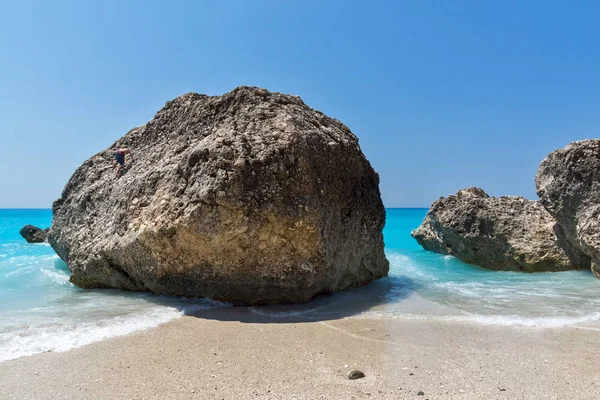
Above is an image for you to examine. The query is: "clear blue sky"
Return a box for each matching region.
[1,0,599,208]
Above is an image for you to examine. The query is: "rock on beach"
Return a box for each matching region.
[536,139,600,277]
[411,187,589,272]
[48,86,389,304]
[19,225,49,243]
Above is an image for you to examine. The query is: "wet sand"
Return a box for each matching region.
[1,308,599,399]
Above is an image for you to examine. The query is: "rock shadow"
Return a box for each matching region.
[158,274,418,324]
[50,258,416,324]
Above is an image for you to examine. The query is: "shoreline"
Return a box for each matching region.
[2,309,599,399]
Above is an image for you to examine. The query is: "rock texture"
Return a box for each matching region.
[536,139,600,277]
[19,225,49,243]
[411,188,589,272]
[48,86,389,304]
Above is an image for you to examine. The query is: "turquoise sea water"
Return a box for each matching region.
[2,208,600,362]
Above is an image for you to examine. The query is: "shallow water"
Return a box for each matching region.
[368,209,600,327]
[1,208,599,362]
[0,210,225,362]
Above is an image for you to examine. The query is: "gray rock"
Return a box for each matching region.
[411,187,589,272]
[48,86,389,304]
[348,370,365,380]
[19,225,49,243]
[536,139,600,276]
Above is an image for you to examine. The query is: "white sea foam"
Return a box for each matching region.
[362,310,600,328]
[0,307,182,362]
[453,312,600,328]
[40,267,71,285]
[0,239,229,363]
[4,265,36,277]
[0,298,227,363]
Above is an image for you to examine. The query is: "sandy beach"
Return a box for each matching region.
[1,307,599,400]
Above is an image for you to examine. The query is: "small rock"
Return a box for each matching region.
[19,225,49,243]
[417,391,425,396]
[348,370,365,380]
[409,373,414,376]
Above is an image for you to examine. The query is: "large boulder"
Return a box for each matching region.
[411,187,589,272]
[536,139,600,277]
[19,225,49,243]
[48,86,389,304]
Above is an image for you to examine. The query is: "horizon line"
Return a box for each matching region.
[0,206,430,210]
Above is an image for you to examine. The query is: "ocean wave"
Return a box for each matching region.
[0,298,228,363]
[40,267,71,286]
[361,309,600,328]
[0,307,182,362]
[454,311,600,328]
[4,265,36,278]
